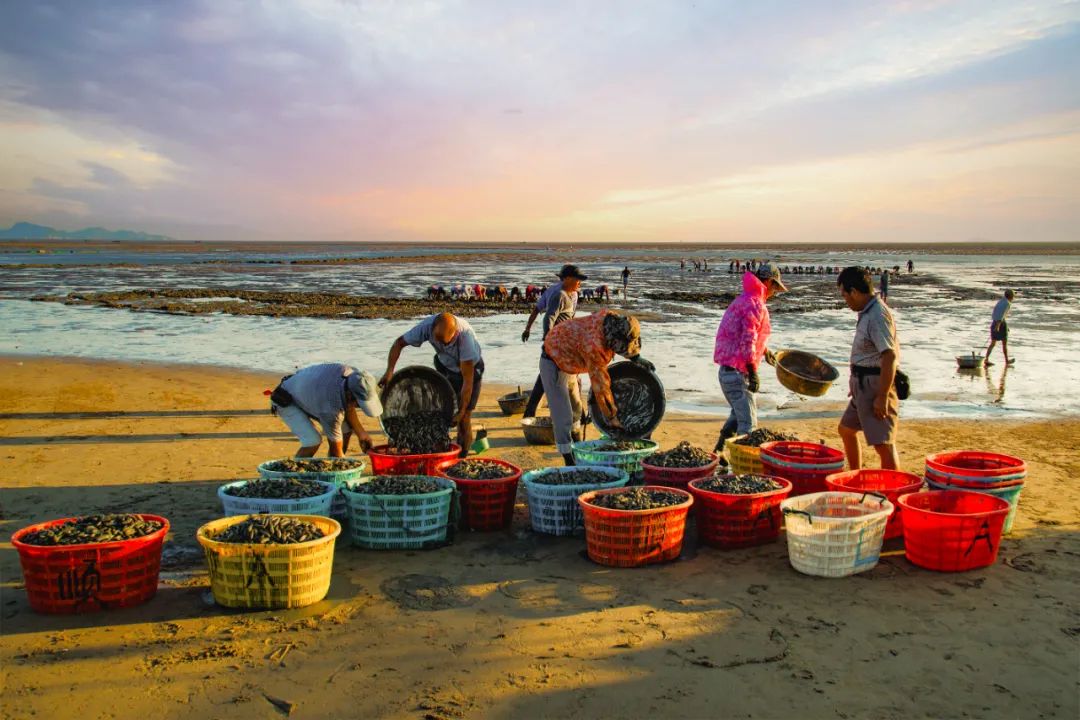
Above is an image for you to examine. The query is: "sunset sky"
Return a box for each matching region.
[1,1,1078,243]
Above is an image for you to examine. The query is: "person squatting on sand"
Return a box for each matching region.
[985,289,1016,367]
[542,309,653,466]
[520,265,586,418]
[837,266,901,470]
[711,263,787,457]
[269,363,383,457]
[381,312,483,458]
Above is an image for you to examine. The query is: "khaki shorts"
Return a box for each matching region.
[840,373,898,446]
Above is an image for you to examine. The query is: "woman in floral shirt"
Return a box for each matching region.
[542,309,653,464]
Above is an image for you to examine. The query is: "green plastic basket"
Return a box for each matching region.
[571,439,660,481]
[341,476,457,549]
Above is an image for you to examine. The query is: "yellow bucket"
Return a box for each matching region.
[196,514,340,609]
[726,436,764,475]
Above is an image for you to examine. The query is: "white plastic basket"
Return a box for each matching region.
[257,457,369,521]
[780,491,893,577]
[218,479,338,517]
[521,466,629,536]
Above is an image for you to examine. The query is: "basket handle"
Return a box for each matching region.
[782,508,813,525]
[861,492,888,506]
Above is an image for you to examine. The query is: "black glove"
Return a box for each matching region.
[521,329,530,343]
[747,365,760,393]
[630,355,656,372]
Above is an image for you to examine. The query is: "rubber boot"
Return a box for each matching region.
[561,452,576,467]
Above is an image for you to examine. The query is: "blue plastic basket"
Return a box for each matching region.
[257,457,370,521]
[571,439,659,482]
[218,479,337,517]
[926,477,1024,534]
[521,466,629,536]
[341,476,456,549]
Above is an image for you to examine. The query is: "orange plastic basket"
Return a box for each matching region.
[433,458,522,531]
[11,515,169,615]
[825,469,922,540]
[577,486,693,567]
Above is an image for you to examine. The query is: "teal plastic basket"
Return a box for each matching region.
[521,466,629,536]
[257,457,370,521]
[926,477,1024,534]
[341,476,456,549]
[218,479,337,517]
[570,439,660,481]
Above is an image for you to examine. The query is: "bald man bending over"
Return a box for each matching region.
[381,312,484,458]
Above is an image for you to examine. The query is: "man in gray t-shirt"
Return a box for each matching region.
[272,363,382,456]
[382,313,484,457]
[520,264,586,418]
[837,267,901,471]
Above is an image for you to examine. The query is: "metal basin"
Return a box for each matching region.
[775,350,839,397]
[521,416,555,446]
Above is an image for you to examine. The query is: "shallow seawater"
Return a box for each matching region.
[1,248,1078,421]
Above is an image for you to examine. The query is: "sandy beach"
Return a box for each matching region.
[0,356,1077,719]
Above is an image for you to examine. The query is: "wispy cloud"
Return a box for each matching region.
[0,0,1077,241]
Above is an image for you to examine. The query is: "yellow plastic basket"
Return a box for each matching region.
[727,436,764,475]
[196,514,341,609]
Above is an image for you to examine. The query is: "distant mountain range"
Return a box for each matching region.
[0,222,174,241]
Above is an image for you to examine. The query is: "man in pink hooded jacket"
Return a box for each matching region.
[712,263,787,455]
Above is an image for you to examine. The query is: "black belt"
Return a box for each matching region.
[721,365,742,373]
[851,365,881,377]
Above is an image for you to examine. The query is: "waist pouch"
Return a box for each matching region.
[269,375,295,409]
[851,366,910,401]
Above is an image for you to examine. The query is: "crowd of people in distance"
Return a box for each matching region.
[426,283,614,304]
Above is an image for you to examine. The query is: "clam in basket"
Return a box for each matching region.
[218,478,338,517]
[196,514,340,610]
[577,486,694,567]
[571,438,660,481]
[780,492,893,578]
[522,466,629,536]
[341,475,457,549]
[257,456,370,521]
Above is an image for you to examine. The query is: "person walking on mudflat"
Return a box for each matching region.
[837,267,900,470]
[711,263,786,457]
[621,266,631,297]
[985,290,1015,367]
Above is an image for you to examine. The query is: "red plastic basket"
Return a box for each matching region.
[577,486,693,567]
[760,441,845,496]
[433,458,522,531]
[825,469,921,540]
[687,477,792,548]
[924,451,1026,487]
[11,515,170,614]
[898,490,1009,572]
[368,444,462,475]
[640,455,719,490]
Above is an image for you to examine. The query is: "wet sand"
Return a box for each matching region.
[0,357,1077,719]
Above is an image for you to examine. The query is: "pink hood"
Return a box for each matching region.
[713,272,772,371]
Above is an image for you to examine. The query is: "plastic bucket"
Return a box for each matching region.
[780,492,893,577]
[924,451,1026,486]
[341,476,456,549]
[433,458,522,532]
[898,490,1010,572]
[218,479,338,517]
[577,486,693,567]
[521,466,629,536]
[197,514,340,609]
[925,477,1023,534]
[640,455,719,490]
[11,515,170,615]
[726,437,764,475]
[687,477,793,549]
[825,469,922,540]
[367,444,462,476]
[257,457,369,521]
[571,439,660,481]
[761,441,845,496]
